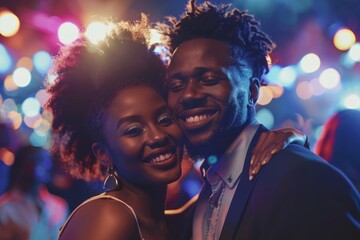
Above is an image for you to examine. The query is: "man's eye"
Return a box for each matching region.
[158,114,173,126]
[168,81,184,92]
[201,77,221,85]
[124,125,143,137]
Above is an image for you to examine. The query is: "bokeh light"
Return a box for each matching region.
[7,111,22,129]
[0,44,12,74]
[264,65,282,85]
[340,51,357,68]
[29,131,49,147]
[299,53,321,73]
[343,94,360,109]
[24,115,42,129]
[1,98,17,114]
[22,97,41,117]
[348,42,360,62]
[278,65,298,88]
[13,67,31,87]
[34,118,51,136]
[296,81,313,100]
[0,148,15,166]
[16,57,33,71]
[4,75,18,92]
[256,108,274,129]
[58,22,79,45]
[85,21,110,44]
[35,89,51,106]
[333,28,356,51]
[33,51,52,75]
[183,179,202,198]
[0,10,20,37]
[319,68,341,89]
[207,155,218,165]
[257,86,273,105]
[267,85,284,98]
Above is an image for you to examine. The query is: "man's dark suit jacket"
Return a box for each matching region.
[218,125,360,240]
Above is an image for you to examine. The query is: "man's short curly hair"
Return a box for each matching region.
[159,0,276,80]
[45,15,165,180]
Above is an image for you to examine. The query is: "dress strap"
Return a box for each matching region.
[59,193,144,239]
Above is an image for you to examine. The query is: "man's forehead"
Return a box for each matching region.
[168,38,233,70]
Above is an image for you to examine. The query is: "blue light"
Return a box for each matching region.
[29,131,48,147]
[21,97,41,117]
[264,65,282,85]
[207,155,218,165]
[278,65,298,88]
[256,108,275,129]
[183,179,202,197]
[33,51,52,75]
[0,44,12,74]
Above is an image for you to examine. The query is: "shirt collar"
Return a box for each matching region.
[202,119,260,188]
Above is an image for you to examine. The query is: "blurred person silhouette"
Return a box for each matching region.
[0,145,69,240]
[0,122,21,195]
[315,109,360,192]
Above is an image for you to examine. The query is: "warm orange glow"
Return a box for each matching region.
[257,86,273,105]
[267,85,284,98]
[333,28,356,51]
[0,147,15,166]
[16,57,33,71]
[4,75,18,92]
[7,111,22,129]
[0,10,20,37]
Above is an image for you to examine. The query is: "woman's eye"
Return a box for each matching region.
[123,125,143,137]
[158,114,173,126]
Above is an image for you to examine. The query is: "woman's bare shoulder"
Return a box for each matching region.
[59,197,141,240]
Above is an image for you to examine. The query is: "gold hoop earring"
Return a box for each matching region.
[103,165,121,192]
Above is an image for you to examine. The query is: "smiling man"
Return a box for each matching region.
[161,1,360,239]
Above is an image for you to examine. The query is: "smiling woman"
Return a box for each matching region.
[45,16,189,240]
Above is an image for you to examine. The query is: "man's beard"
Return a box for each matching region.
[184,136,215,162]
[183,124,226,162]
[183,108,248,162]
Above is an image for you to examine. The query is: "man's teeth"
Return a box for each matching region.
[150,153,173,163]
[185,114,210,123]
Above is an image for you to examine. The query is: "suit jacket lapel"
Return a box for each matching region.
[219,125,267,240]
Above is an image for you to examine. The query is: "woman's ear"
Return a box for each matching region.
[92,142,112,167]
[249,77,260,106]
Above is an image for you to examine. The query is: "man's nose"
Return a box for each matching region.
[179,80,205,106]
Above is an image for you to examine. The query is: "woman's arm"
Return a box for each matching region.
[249,128,309,180]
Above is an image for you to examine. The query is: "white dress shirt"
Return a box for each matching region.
[192,120,260,240]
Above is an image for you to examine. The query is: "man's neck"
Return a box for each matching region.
[209,119,254,158]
